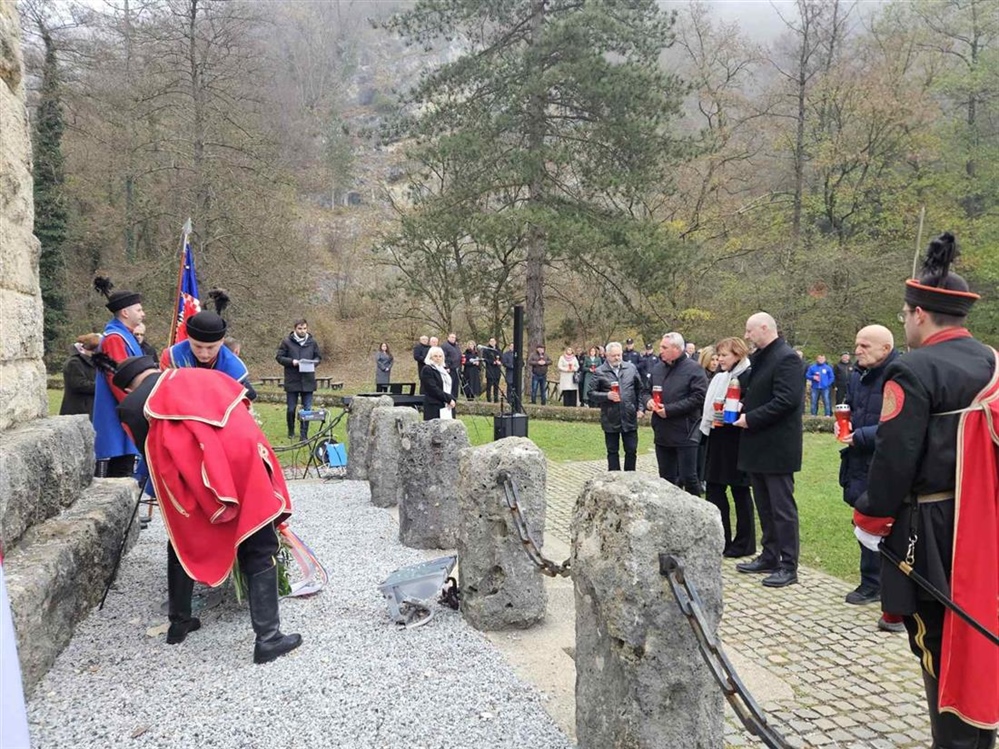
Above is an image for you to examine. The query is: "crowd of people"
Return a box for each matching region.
[56,230,997,744]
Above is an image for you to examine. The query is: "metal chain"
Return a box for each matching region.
[660,554,796,749]
[498,472,571,578]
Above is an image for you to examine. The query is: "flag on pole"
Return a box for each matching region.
[170,219,200,346]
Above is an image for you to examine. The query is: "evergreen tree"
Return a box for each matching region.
[382,0,688,348]
[33,22,68,358]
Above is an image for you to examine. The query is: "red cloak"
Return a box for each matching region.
[143,369,292,587]
[941,353,999,729]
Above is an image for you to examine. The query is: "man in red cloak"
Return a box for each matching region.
[853,232,997,747]
[112,356,302,664]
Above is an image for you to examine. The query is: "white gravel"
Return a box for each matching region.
[27,480,574,749]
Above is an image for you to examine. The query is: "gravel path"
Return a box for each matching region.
[27,480,573,749]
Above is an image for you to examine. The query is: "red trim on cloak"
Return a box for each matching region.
[938,351,999,729]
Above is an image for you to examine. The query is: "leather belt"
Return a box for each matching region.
[917,492,953,503]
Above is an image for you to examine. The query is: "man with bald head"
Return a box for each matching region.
[839,325,904,632]
[733,312,805,588]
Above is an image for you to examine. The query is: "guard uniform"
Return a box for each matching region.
[854,232,998,746]
[114,358,301,664]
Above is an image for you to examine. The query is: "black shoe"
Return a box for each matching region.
[723,547,755,559]
[167,618,202,644]
[845,585,880,605]
[762,568,798,588]
[736,556,778,574]
[247,564,303,664]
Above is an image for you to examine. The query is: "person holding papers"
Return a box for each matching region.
[276,318,323,441]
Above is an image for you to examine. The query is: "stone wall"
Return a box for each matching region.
[0,0,46,432]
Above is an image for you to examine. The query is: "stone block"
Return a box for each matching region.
[4,477,140,695]
[398,419,468,549]
[572,474,724,749]
[0,288,44,361]
[367,405,420,508]
[0,359,47,432]
[457,437,548,630]
[345,395,393,480]
[0,415,95,548]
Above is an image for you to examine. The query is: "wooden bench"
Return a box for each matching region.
[376,382,416,396]
[260,376,283,387]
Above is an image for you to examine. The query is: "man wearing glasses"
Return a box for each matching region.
[853,232,997,747]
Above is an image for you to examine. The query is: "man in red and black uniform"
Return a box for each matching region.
[854,232,997,747]
[112,356,302,665]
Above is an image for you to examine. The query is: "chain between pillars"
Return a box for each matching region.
[497,472,571,578]
[660,553,798,749]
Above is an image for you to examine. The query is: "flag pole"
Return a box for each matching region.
[168,219,193,347]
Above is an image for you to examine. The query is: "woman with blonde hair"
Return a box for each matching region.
[557,346,579,407]
[420,346,456,421]
[699,336,756,558]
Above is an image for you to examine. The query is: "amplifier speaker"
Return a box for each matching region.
[493,414,529,440]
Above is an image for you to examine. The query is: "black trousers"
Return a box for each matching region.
[905,601,998,748]
[749,472,798,570]
[485,376,500,402]
[562,390,577,407]
[705,482,756,555]
[605,430,638,471]
[168,523,279,579]
[655,444,701,496]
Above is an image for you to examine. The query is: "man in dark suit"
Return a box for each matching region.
[646,332,708,496]
[733,312,805,588]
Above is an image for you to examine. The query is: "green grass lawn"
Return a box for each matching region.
[49,391,855,581]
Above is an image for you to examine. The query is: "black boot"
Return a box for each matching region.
[286,412,296,440]
[923,670,995,748]
[247,564,302,664]
[166,552,200,644]
[300,422,309,442]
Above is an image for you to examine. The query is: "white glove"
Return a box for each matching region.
[854,526,883,553]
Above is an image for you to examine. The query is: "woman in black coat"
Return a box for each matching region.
[420,346,456,421]
[275,319,323,441]
[60,334,102,418]
[700,337,756,558]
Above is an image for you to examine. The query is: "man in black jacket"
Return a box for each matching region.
[833,352,853,405]
[413,335,430,380]
[839,325,903,633]
[589,342,645,471]
[482,337,503,403]
[733,312,804,588]
[442,333,462,398]
[646,332,707,496]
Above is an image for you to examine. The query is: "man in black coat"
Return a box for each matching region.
[638,342,657,388]
[589,342,645,471]
[622,338,642,368]
[442,332,462,398]
[500,343,519,410]
[646,332,707,496]
[833,352,853,405]
[839,325,904,632]
[733,312,804,588]
[482,337,503,403]
[413,335,430,380]
[275,319,322,441]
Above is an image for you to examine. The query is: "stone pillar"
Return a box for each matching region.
[457,437,547,630]
[0,0,47,432]
[572,474,724,749]
[345,395,393,480]
[398,419,468,549]
[367,405,419,508]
